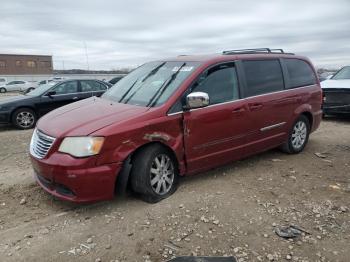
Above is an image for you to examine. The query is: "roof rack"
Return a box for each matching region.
[222,48,294,55]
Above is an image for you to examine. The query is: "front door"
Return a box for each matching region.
[38,80,80,115]
[183,62,251,174]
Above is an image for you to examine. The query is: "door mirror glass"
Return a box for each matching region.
[185,92,210,109]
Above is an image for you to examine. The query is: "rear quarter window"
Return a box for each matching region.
[284,58,317,89]
[242,59,284,97]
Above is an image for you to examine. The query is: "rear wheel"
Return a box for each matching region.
[281,115,310,154]
[130,144,179,203]
[0,87,6,93]
[12,108,37,129]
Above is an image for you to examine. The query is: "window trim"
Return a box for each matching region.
[239,58,286,99]
[167,60,242,115]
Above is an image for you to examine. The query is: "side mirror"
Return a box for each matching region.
[46,90,56,97]
[185,92,210,110]
[326,75,333,79]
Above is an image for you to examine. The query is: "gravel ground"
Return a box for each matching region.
[0,93,349,262]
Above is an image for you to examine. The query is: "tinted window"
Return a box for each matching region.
[80,80,106,92]
[243,60,284,97]
[285,59,316,88]
[192,63,239,105]
[52,81,78,95]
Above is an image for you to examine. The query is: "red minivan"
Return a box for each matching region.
[30,48,322,203]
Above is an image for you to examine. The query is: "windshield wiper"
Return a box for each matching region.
[141,62,166,83]
[124,62,167,104]
[147,63,186,107]
[118,79,138,103]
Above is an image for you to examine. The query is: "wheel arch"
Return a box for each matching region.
[300,111,313,128]
[10,106,37,119]
[114,141,180,196]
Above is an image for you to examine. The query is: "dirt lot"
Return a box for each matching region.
[0,94,349,261]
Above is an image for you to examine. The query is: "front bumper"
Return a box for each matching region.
[323,104,350,115]
[0,111,11,124]
[30,153,122,203]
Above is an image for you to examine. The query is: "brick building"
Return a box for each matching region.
[0,54,53,75]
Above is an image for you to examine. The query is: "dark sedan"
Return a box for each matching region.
[0,79,110,129]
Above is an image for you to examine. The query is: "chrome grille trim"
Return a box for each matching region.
[30,129,56,159]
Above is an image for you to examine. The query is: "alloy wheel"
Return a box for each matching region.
[16,111,35,128]
[150,154,175,195]
[291,121,307,150]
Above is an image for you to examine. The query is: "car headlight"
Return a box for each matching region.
[59,137,105,157]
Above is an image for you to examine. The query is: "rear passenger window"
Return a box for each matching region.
[81,80,106,92]
[242,60,284,97]
[192,63,239,105]
[284,59,316,88]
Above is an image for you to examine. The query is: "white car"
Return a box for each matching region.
[321,66,350,116]
[0,80,37,93]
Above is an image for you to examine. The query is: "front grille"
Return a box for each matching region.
[30,129,56,159]
[323,89,350,105]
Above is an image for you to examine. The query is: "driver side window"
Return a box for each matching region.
[192,63,239,105]
[52,81,78,95]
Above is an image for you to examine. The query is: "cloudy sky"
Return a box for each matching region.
[1,0,350,70]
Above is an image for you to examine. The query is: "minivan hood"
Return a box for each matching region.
[37,97,149,137]
[321,79,350,89]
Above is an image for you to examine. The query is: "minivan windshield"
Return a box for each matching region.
[102,61,200,107]
[332,66,350,80]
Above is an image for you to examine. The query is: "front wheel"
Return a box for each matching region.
[281,115,310,154]
[0,87,7,93]
[11,108,37,129]
[130,144,179,203]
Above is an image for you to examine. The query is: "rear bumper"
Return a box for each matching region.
[311,109,322,133]
[30,153,122,203]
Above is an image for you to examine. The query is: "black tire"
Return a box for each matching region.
[281,115,310,154]
[130,144,179,203]
[11,108,37,130]
[0,87,6,93]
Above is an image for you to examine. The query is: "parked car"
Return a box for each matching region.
[0,77,7,86]
[109,76,124,85]
[0,79,110,129]
[321,66,350,116]
[29,48,322,203]
[0,80,37,93]
[38,79,55,85]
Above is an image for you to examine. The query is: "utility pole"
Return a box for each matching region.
[84,41,90,71]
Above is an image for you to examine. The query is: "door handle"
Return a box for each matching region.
[232,107,245,114]
[249,103,263,111]
[72,96,79,100]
